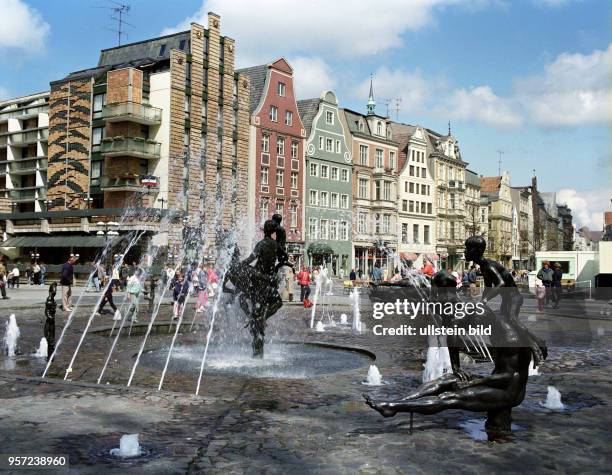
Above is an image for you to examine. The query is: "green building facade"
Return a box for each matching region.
[298,91,353,276]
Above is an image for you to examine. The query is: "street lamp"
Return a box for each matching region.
[30,252,40,262]
[10,202,17,212]
[97,221,119,266]
[83,197,93,209]
[43,199,54,211]
[157,197,167,210]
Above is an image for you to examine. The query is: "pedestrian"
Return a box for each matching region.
[0,259,9,300]
[9,264,20,289]
[60,256,77,312]
[535,278,546,313]
[284,265,294,302]
[296,266,311,304]
[40,262,47,286]
[552,262,563,309]
[372,262,383,283]
[120,262,129,291]
[172,272,189,319]
[357,268,363,280]
[94,261,105,292]
[420,259,434,278]
[349,268,356,282]
[32,262,41,286]
[195,264,209,312]
[468,265,479,298]
[126,268,143,323]
[25,263,33,286]
[164,263,175,287]
[536,261,553,305]
[96,278,119,317]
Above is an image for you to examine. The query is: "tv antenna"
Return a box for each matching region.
[94,1,134,46]
[394,97,402,121]
[383,98,392,118]
[496,150,505,176]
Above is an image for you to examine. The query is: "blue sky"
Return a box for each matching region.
[0,0,610,228]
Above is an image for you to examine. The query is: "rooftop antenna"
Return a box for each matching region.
[383,98,392,118]
[394,97,402,121]
[497,150,505,176]
[94,1,134,46]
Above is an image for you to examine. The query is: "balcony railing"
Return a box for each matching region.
[10,130,39,146]
[9,188,38,201]
[100,137,161,159]
[0,106,48,121]
[100,174,160,191]
[102,102,162,125]
[8,159,39,174]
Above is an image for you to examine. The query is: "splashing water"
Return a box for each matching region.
[363,365,382,386]
[309,273,322,329]
[3,314,20,357]
[529,358,540,376]
[110,434,141,458]
[34,338,48,358]
[340,313,348,325]
[350,287,361,332]
[422,336,452,383]
[543,386,564,410]
[315,321,325,332]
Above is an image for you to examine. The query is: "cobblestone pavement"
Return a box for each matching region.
[0,291,611,474]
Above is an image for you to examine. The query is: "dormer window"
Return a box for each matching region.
[358,120,364,132]
[376,121,382,136]
[278,82,286,97]
[159,44,166,56]
[326,111,334,124]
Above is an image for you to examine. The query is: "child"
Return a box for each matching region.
[195,264,209,312]
[126,268,143,323]
[535,278,546,313]
[172,272,189,320]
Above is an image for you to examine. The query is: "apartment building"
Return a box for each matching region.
[238,58,306,261]
[510,186,532,269]
[0,92,49,213]
[480,172,513,266]
[392,123,436,268]
[464,169,484,239]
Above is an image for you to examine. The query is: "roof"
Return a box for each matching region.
[235,64,269,114]
[98,31,190,67]
[297,98,320,137]
[480,176,502,193]
[0,235,112,248]
[390,122,418,170]
[465,169,481,188]
[606,211,612,226]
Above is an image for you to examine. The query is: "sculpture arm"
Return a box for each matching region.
[482,264,504,303]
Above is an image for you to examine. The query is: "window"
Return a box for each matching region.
[159,44,166,56]
[375,149,383,168]
[358,178,368,199]
[285,110,293,126]
[421,202,426,213]
[309,190,318,205]
[320,191,328,206]
[276,137,285,156]
[291,141,298,159]
[375,181,381,200]
[450,192,456,209]
[310,163,318,176]
[402,200,407,212]
[341,194,348,209]
[320,165,329,179]
[91,161,102,179]
[413,224,419,243]
[320,219,329,239]
[92,127,104,151]
[427,203,432,214]
[326,110,334,124]
[340,221,348,240]
[409,200,414,213]
[278,82,286,96]
[450,221,456,240]
[359,145,368,165]
[421,185,427,196]
[93,93,106,118]
[421,167,427,178]
[389,151,396,170]
[409,165,415,176]
[409,182,414,193]
[383,181,391,201]
[358,212,367,234]
[335,140,341,153]
[291,172,298,189]
[341,169,349,181]
[309,218,318,239]
[261,167,269,185]
[260,201,268,223]
[376,121,382,135]
[319,136,324,149]
[261,134,269,153]
[424,225,430,244]
[331,167,339,180]
[381,214,390,234]
[331,192,339,208]
[330,220,338,240]
[276,169,284,187]
[269,105,278,122]
[359,121,364,132]
[402,223,408,244]
[290,203,297,227]
[179,39,187,50]
[325,138,333,152]
[374,213,381,234]
[276,202,284,216]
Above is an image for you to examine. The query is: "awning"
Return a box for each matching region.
[307,242,334,256]
[400,252,418,261]
[0,235,111,248]
[426,253,440,261]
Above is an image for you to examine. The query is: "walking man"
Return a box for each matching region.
[552,262,563,309]
[537,261,553,306]
[296,266,311,303]
[60,255,77,312]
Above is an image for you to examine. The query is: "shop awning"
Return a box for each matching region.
[426,253,440,261]
[0,235,111,248]
[307,242,334,256]
[400,252,418,261]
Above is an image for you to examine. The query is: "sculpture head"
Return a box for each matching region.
[464,235,486,263]
[263,219,276,238]
[48,282,57,298]
[271,213,282,225]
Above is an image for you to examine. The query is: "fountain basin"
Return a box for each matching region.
[138,342,373,380]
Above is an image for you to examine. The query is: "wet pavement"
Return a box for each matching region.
[1,290,611,474]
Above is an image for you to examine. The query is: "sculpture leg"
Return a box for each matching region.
[485,407,513,436]
[400,373,460,401]
[44,319,55,361]
[249,307,266,359]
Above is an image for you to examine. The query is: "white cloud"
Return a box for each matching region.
[0,0,50,54]
[163,0,484,64]
[533,0,573,7]
[442,86,522,128]
[290,57,336,99]
[515,44,612,127]
[556,188,610,230]
[0,86,10,101]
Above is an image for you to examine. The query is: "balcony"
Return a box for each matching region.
[9,130,39,146]
[448,180,465,189]
[8,159,39,174]
[9,187,40,202]
[101,174,160,192]
[437,207,466,217]
[102,102,162,125]
[100,137,161,160]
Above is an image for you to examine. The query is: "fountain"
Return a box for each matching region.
[543,386,565,410]
[340,313,348,325]
[315,321,325,332]
[529,359,540,376]
[362,364,382,386]
[350,287,361,332]
[34,338,48,358]
[110,434,141,458]
[3,314,20,357]
[422,336,452,383]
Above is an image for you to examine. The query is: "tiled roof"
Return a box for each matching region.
[342,108,371,135]
[480,176,502,193]
[390,122,417,170]
[235,64,269,115]
[98,31,190,67]
[297,98,320,137]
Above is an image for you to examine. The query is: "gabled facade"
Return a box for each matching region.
[298,91,352,276]
[238,58,306,260]
[392,123,436,269]
[341,105,399,278]
[480,172,513,266]
[510,186,532,269]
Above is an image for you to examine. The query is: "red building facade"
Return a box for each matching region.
[239,58,306,261]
